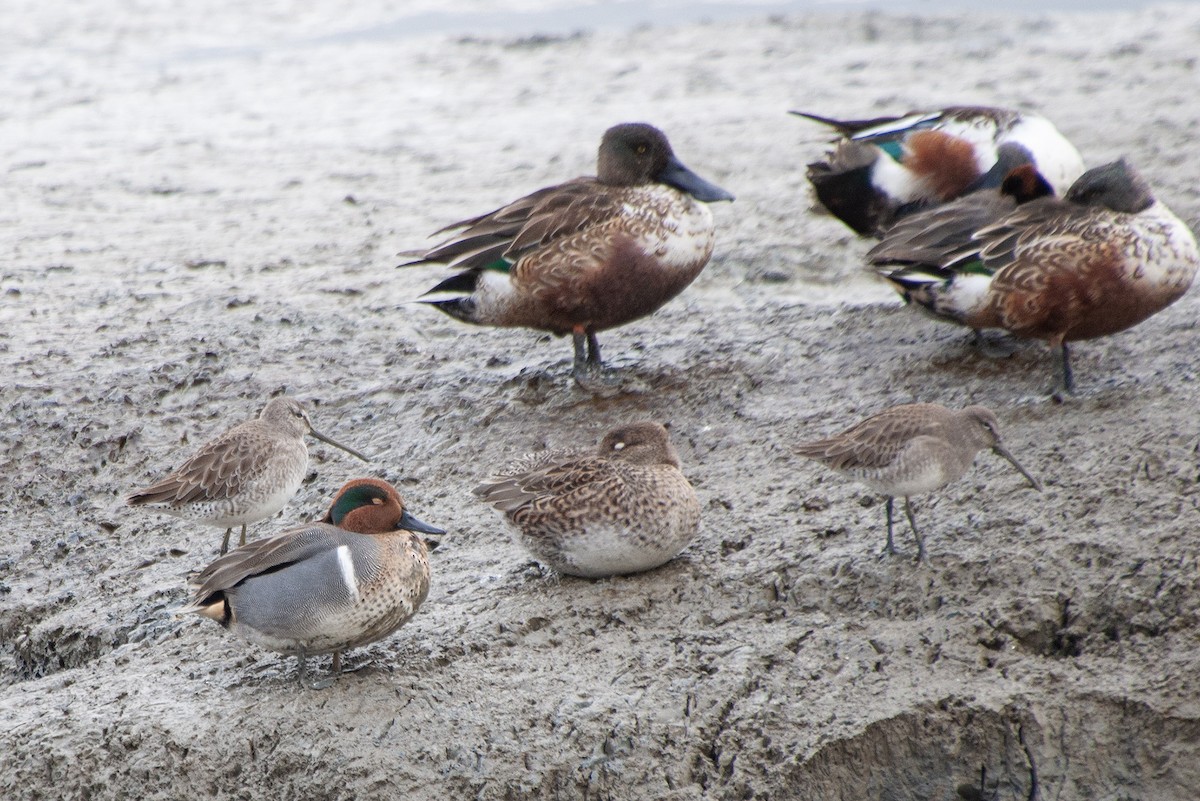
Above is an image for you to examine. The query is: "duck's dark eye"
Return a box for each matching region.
[635,144,648,155]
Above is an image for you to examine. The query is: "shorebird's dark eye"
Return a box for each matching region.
[635,144,648,155]
[613,441,626,451]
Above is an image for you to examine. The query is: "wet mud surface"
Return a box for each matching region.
[3,3,1200,799]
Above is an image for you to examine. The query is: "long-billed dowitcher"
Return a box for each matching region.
[127,397,368,554]
[406,122,734,387]
[474,421,701,578]
[870,159,1200,396]
[178,477,444,688]
[794,105,1083,236]
[794,403,1041,562]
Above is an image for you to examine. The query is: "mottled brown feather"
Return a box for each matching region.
[422,180,625,273]
[127,426,287,506]
[794,404,963,472]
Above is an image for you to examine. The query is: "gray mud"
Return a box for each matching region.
[3,4,1200,800]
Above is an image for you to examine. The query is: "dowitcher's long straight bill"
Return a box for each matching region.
[993,445,1042,491]
[660,155,735,202]
[310,428,370,462]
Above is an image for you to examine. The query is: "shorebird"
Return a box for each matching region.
[475,422,701,577]
[794,403,1041,562]
[178,478,444,688]
[406,122,734,388]
[794,105,1083,236]
[869,159,1200,396]
[127,396,368,554]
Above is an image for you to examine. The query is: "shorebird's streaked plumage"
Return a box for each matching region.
[795,105,1083,237]
[870,159,1200,396]
[178,478,444,688]
[127,397,368,554]
[475,422,701,578]
[795,404,1041,562]
[407,123,734,387]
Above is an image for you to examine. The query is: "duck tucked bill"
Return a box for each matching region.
[869,159,1200,396]
[475,421,701,578]
[795,105,1084,237]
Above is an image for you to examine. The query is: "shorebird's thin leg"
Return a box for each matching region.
[331,650,342,675]
[238,523,248,547]
[903,497,926,563]
[220,527,233,555]
[883,497,898,557]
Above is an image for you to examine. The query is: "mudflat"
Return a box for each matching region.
[3,3,1199,799]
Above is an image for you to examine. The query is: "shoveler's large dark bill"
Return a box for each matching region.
[660,155,735,202]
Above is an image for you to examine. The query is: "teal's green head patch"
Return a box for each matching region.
[329,484,387,525]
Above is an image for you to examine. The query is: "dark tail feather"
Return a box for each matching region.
[807,159,891,237]
[790,110,905,137]
[421,270,481,298]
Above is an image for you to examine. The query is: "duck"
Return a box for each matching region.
[407,122,734,387]
[795,403,1041,562]
[794,105,1084,236]
[178,478,444,688]
[126,396,369,554]
[869,159,1200,396]
[474,422,701,578]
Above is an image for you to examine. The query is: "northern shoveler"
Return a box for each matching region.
[127,397,369,554]
[794,105,1084,236]
[474,422,701,577]
[408,123,734,387]
[795,404,1040,562]
[870,159,1200,396]
[178,478,444,688]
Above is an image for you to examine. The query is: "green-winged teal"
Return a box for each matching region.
[179,477,443,687]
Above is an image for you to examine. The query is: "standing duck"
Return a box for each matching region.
[408,123,734,387]
[869,159,1200,396]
